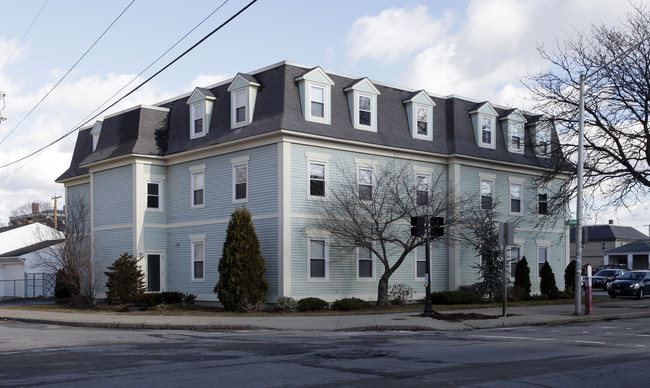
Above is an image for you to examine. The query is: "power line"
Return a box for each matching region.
[0,0,136,147]
[0,0,49,74]
[0,0,258,171]
[71,0,230,136]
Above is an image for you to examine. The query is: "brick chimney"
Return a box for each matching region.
[32,202,39,214]
[609,219,614,225]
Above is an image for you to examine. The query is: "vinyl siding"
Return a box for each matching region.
[94,165,133,228]
[94,228,133,291]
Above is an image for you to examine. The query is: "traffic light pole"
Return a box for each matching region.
[421,228,434,317]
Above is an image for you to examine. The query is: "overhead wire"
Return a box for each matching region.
[0,0,136,147]
[0,0,258,172]
[0,0,49,74]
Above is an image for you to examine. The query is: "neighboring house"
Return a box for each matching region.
[604,240,650,269]
[56,61,568,302]
[570,221,650,268]
[8,203,65,230]
[0,223,63,298]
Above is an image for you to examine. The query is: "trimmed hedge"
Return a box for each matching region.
[331,297,368,310]
[297,297,328,311]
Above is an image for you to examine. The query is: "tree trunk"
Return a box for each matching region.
[377,274,389,306]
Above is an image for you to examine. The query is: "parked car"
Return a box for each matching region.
[588,269,628,290]
[607,270,650,299]
[595,264,628,272]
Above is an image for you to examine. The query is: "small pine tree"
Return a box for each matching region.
[468,207,502,302]
[104,253,145,305]
[564,260,577,292]
[514,256,531,298]
[540,261,559,296]
[214,207,269,311]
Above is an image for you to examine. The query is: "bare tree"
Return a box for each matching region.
[9,200,53,218]
[34,194,102,305]
[525,4,650,215]
[311,160,471,306]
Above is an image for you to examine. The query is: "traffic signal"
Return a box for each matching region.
[430,217,444,237]
[411,216,425,237]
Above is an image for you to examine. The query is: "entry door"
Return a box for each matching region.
[147,254,161,292]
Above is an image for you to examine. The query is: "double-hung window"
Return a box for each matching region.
[191,102,205,137]
[358,167,374,201]
[358,94,372,127]
[511,122,524,152]
[234,89,246,124]
[417,106,428,136]
[536,126,551,157]
[309,162,326,198]
[480,179,494,210]
[190,234,206,282]
[416,174,430,207]
[357,246,374,280]
[510,246,521,277]
[404,91,435,141]
[538,192,549,215]
[538,246,548,276]
[416,246,426,279]
[147,182,161,210]
[231,156,249,203]
[190,165,205,208]
[310,85,325,119]
[345,78,380,131]
[309,238,328,280]
[510,183,522,214]
[481,115,494,145]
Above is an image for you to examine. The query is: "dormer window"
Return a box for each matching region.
[228,73,260,129]
[500,109,526,154]
[403,90,435,141]
[90,121,102,152]
[187,87,215,139]
[535,124,551,157]
[295,67,334,125]
[469,102,498,149]
[345,78,380,132]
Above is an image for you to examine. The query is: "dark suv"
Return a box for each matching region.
[589,269,629,290]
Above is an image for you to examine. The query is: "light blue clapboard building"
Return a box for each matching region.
[57,61,568,302]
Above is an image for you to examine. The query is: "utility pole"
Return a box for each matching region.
[51,194,62,229]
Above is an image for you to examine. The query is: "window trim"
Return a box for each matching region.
[536,124,551,157]
[146,181,162,212]
[309,84,326,121]
[345,78,380,132]
[537,245,549,278]
[189,165,206,209]
[231,156,249,204]
[357,166,374,201]
[480,114,495,147]
[415,245,427,280]
[508,177,524,215]
[190,101,206,139]
[415,172,431,207]
[190,234,206,282]
[538,190,549,216]
[509,121,525,153]
[480,178,495,210]
[357,245,376,281]
[308,237,329,282]
[308,161,328,200]
[231,88,248,128]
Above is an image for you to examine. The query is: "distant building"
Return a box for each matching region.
[570,220,650,267]
[604,240,650,269]
[8,202,65,231]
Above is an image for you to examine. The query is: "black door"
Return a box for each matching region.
[148,254,161,292]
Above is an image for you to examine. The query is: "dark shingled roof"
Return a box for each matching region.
[605,239,650,254]
[570,225,650,242]
[57,61,559,182]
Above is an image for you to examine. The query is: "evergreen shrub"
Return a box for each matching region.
[332,297,368,310]
[297,297,328,311]
[540,261,559,296]
[514,256,532,298]
[104,253,145,305]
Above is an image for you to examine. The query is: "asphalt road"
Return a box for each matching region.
[1,317,650,387]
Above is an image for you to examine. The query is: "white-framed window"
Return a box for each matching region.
[309,161,327,199]
[189,165,205,208]
[310,85,325,119]
[510,122,524,153]
[308,238,328,280]
[480,179,494,210]
[358,167,374,201]
[357,245,375,280]
[536,125,551,157]
[602,242,607,251]
[509,246,521,278]
[510,182,522,215]
[538,246,549,276]
[404,91,435,141]
[190,234,206,282]
[345,78,380,132]
[481,115,494,146]
[190,101,205,138]
[234,89,247,125]
[416,174,430,207]
[416,246,427,279]
[231,156,249,203]
[146,182,161,210]
[538,191,549,215]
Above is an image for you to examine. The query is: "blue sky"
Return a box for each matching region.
[0,0,647,231]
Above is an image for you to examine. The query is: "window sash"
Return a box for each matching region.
[193,242,204,280]
[309,239,327,279]
[417,106,428,135]
[416,247,426,278]
[147,182,160,209]
[510,184,522,213]
[416,174,429,206]
[235,90,246,123]
[538,247,548,274]
[538,193,548,215]
[481,116,493,144]
[511,123,524,151]
[192,103,204,135]
[310,85,325,118]
[358,246,373,278]
[309,162,326,197]
[480,180,493,210]
[234,165,247,201]
[359,95,371,126]
[358,167,373,201]
[192,172,204,206]
[510,246,521,276]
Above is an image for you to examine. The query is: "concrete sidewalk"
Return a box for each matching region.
[2,299,650,331]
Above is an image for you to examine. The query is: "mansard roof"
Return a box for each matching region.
[57,61,558,182]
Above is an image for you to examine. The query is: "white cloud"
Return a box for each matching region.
[188,74,231,90]
[347,5,455,64]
